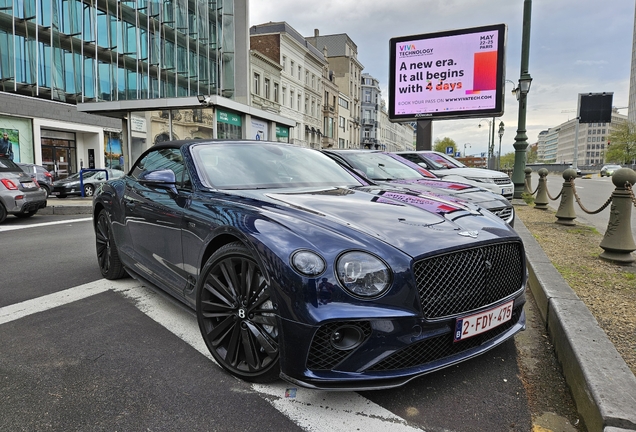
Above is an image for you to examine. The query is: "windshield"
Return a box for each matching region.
[337,152,425,181]
[192,143,363,190]
[0,158,22,172]
[424,152,466,168]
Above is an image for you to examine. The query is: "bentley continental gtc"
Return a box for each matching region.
[93,140,527,390]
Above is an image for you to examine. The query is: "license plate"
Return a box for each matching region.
[454,300,514,342]
[21,182,35,188]
[502,187,513,195]
[51,191,60,195]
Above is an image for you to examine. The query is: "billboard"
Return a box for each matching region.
[578,93,613,124]
[389,24,507,122]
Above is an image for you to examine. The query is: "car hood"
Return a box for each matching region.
[229,186,515,258]
[432,167,510,179]
[381,179,509,208]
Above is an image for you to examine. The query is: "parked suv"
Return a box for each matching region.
[396,150,515,200]
[0,157,47,223]
[17,162,54,197]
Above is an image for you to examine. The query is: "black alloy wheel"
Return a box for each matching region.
[196,242,280,383]
[95,209,127,279]
[0,203,6,224]
[84,184,95,197]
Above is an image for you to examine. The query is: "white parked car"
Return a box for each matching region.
[395,151,515,200]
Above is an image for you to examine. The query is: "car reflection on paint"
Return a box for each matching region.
[93,140,527,391]
[52,169,124,198]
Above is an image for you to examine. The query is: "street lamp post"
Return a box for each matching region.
[511,0,533,199]
[478,119,492,167]
[497,121,505,170]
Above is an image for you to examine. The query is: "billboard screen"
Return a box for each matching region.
[578,93,613,124]
[388,24,507,122]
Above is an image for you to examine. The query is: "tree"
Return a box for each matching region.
[499,151,516,170]
[606,121,636,165]
[526,145,538,164]
[433,137,457,155]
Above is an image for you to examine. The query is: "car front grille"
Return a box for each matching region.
[493,177,513,186]
[367,305,522,371]
[414,241,524,320]
[306,321,372,371]
[490,206,513,221]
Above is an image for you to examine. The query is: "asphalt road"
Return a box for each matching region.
[0,215,582,432]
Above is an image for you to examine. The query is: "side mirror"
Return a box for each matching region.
[139,169,178,195]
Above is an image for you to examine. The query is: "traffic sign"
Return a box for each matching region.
[446,146,454,155]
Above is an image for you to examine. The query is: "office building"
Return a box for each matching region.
[0,0,293,177]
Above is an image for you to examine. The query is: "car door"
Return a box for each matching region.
[124,148,189,296]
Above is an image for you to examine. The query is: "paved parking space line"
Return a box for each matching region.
[0,217,92,232]
[0,279,125,325]
[254,382,423,432]
[1,278,426,431]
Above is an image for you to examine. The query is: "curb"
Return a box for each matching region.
[514,216,636,432]
[39,206,92,215]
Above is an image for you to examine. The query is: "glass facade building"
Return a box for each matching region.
[0,0,236,104]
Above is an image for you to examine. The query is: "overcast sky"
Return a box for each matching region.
[249,0,635,158]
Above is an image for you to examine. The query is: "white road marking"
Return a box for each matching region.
[0,279,426,432]
[0,217,92,232]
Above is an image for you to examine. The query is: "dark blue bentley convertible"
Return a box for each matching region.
[93,140,526,390]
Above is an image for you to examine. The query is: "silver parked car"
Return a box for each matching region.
[600,164,622,177]
[17,162,54,197]
[51,169,125,198]
[0,157,47,223]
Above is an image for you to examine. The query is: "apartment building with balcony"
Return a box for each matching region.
[250,22,326,148]
[306,30,363,149]
[360,73,380,149]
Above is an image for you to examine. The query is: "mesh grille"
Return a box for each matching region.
[368,306,522,371]
[414,241,524,319]
[493,177,513,186]
[491,206,513,221]
[307,321,373,371]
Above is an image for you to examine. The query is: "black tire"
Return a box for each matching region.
[84,184,95,197]
[95,209,127,279]
[15,209,37,218]
[196,242,280,383]
[0,203,6,224]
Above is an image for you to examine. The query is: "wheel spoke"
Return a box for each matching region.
[219,259,241,298]
[239,325,260,369]
[206,315,236,346]
[245,321,278,356]
[199,299,234,319]
[203,279,235,307]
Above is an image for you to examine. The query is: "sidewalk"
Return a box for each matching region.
[513,199,636,432]
[39,196,636,432]
[40,197,93,215]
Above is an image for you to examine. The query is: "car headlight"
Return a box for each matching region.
[465,177,495,184]
[336,251,391,298]
[291,250,326,276]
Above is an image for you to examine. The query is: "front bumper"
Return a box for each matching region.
[277,295,526,391]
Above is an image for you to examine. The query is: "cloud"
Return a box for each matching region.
[574,60,610,66]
